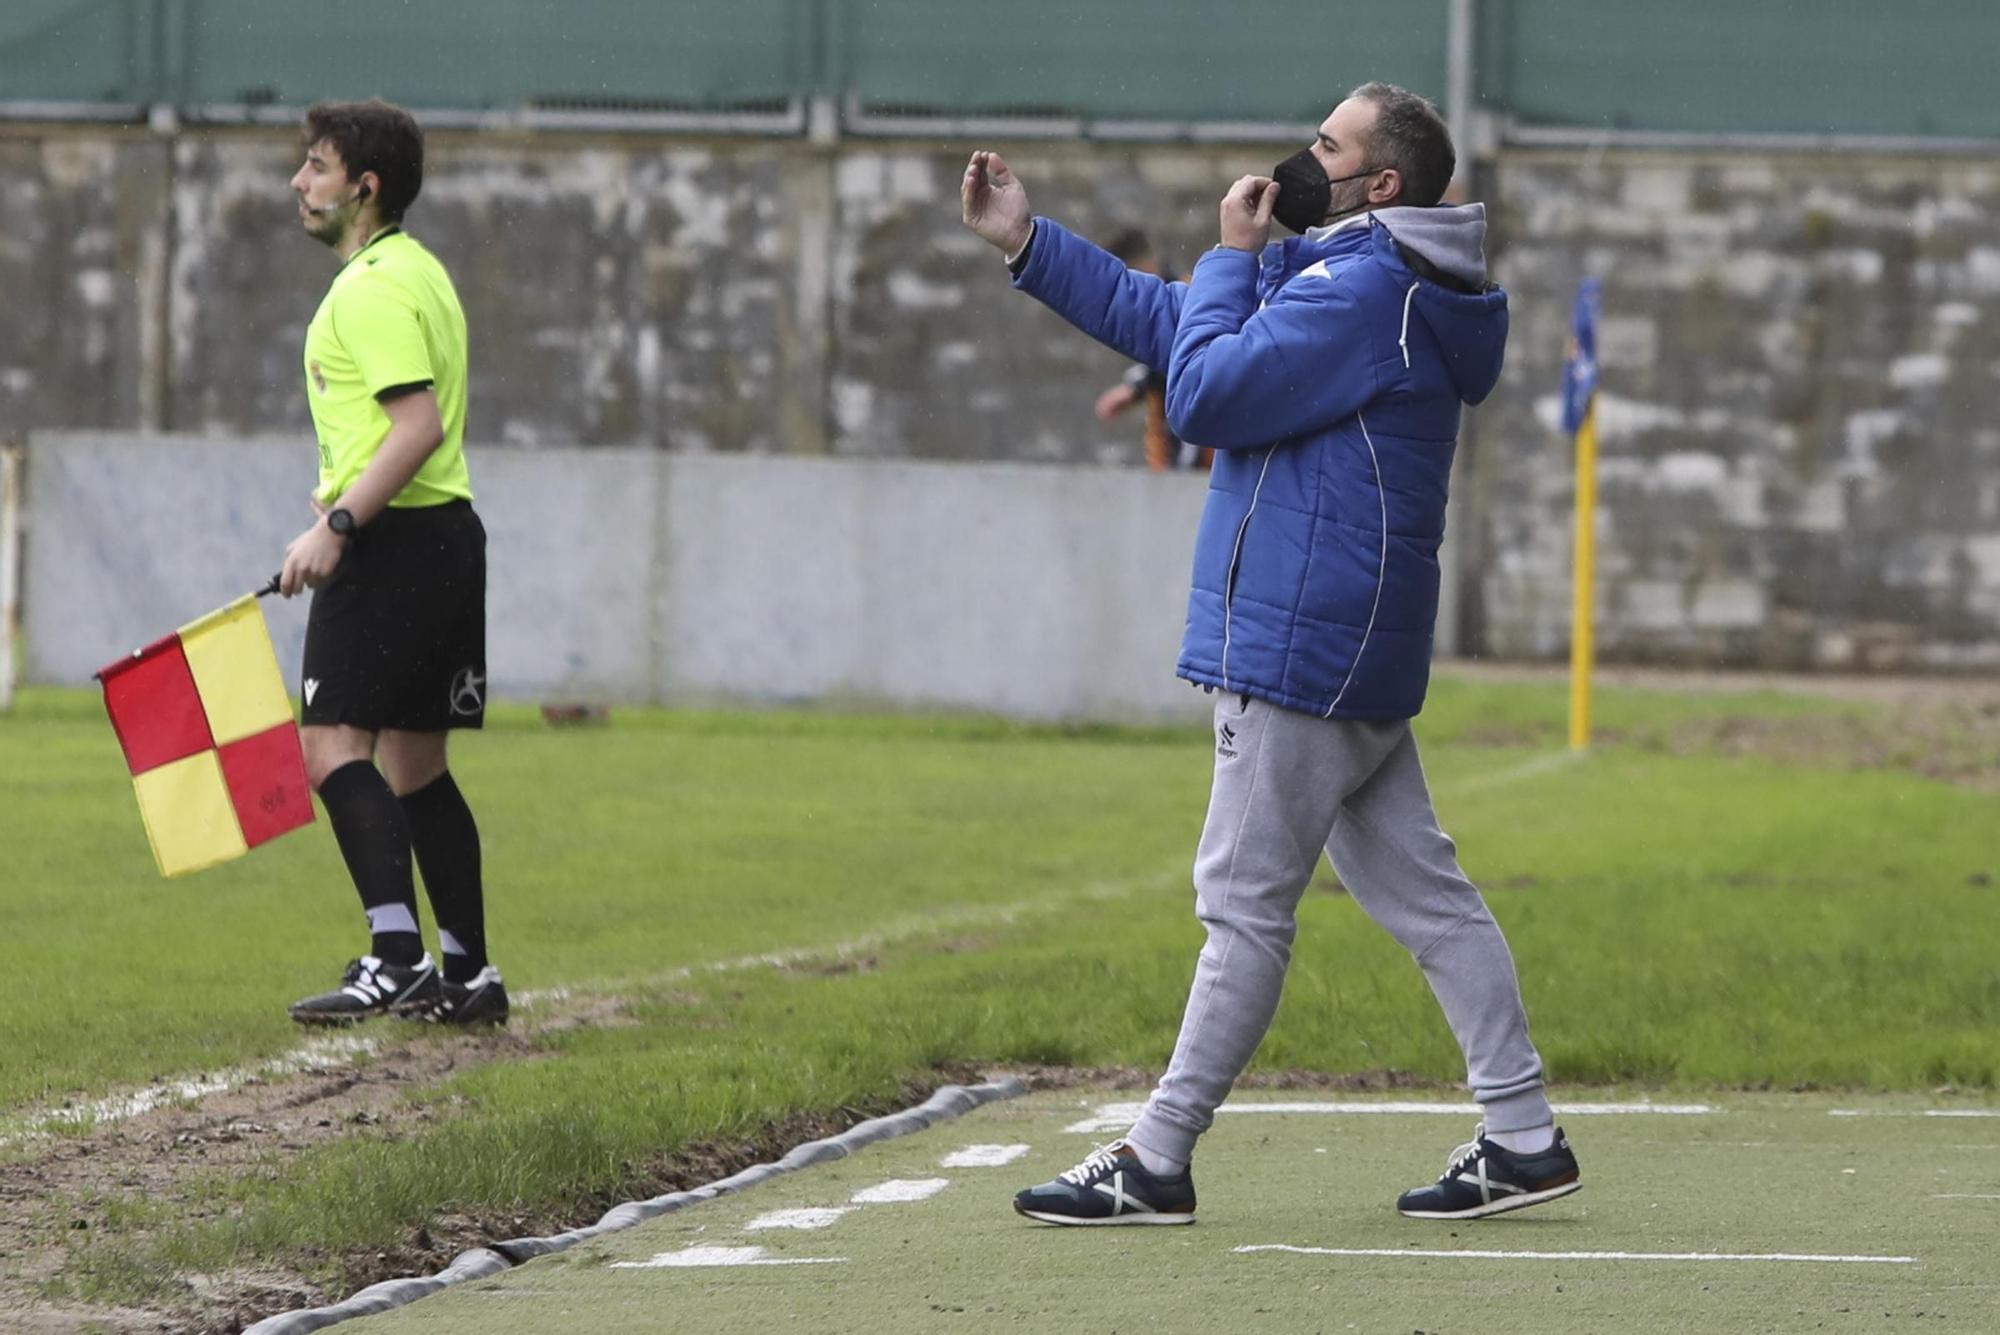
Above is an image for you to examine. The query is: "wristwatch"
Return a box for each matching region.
[326,507,358,537]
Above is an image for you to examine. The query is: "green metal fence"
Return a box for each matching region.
[0,0,1987,141]
[1482,0,1993,139]
[836,0,1445,126]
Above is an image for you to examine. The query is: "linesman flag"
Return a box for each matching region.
[97,593,313,877]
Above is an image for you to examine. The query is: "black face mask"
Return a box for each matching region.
[1270,147,1385,234]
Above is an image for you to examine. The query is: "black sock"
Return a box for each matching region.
[317,760,424,966]
[400,770,488,983]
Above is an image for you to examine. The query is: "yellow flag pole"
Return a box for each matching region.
[1568,399,1599,751]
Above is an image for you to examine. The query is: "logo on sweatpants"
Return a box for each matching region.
[1216,720,1238,759]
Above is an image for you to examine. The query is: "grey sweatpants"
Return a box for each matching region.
[1128,694,1554,1167]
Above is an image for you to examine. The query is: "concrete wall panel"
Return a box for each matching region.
[21,435,1213,722]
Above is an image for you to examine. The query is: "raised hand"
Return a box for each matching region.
[1220,175,1279,253]
[961,150,1034,256]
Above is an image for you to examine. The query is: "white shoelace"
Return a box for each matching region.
[1059,1143,1125,1186]
[1440,1121,1488,1179]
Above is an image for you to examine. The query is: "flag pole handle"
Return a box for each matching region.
[256,574,281,598]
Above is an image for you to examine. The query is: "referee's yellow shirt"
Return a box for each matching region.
[303,228,472,508]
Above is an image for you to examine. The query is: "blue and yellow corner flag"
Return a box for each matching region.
[1560,276,1601,434]
[1563,277,1603,752]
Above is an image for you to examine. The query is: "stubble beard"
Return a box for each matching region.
[1325,177,1375,225]
[306,216,344,248]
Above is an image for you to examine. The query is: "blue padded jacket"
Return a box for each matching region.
[1013,206,1507,719]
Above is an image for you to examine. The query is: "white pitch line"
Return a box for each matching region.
[1933,1194,2000,1200]
[1065,1100,1713,1134]
[745,1207,851,1231]
[1830,1109,2000,1119]
[0,1035,377,1148]
[942,1143,1031,1168]
[1237,1244,1918,1265]
[610,1245,845,1268]
[516,866,1189,1014]
[1435,749,1586,796]
[851,1178,951,1204]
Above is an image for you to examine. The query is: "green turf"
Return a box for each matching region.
[340,1090,2000,1334]
[5,677,1997,1311]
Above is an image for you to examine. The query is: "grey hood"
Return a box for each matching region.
[1368,202,1490,288]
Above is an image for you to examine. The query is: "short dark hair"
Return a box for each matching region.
[1349,82,1455,208]
[302,99,424,222]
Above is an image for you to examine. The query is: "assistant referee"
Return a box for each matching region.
[279,99,505,1028]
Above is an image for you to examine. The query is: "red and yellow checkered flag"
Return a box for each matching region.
[97,594,313,877]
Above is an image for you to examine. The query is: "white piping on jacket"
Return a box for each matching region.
[1220,449,1277,693]
[1398,281,1419,368]
[1324,410,1390,718]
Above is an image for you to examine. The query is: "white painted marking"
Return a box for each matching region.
[744,1207,850,1231]
[1933,1194,2000,1200]
[1438,749,1585,795]
[0,1036,377,1147]
[537,865,1190,1007]
[1236,1244,1918,1265]
[1926,1110,2000,1119]
[1830,1109,2000,1119]
[851,1178,951,1204]
[1064,1100,1714,1134]
[941,1144,1030,1168]
[611,1245,845,1268]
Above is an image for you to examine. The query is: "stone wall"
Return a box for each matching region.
[2,122,1995,671]
[1477,152,2000,671]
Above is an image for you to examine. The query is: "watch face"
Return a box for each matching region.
[329,509,354,535]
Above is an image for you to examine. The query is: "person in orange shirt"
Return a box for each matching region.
[1092,230,1212,473]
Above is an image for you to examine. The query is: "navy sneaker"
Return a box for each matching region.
[1013,1141,1197,1226]
[1396,1123,1582,1220]
[429,965,510,1027]
[289,954,442,1026]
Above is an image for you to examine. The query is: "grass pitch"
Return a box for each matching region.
[343,1089,2000,1334]
[2,674,1996,1325]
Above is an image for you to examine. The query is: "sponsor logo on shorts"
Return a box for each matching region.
[303,678,321,707]
[450,667,486,717]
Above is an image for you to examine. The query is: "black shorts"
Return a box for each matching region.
[301,500,487,732]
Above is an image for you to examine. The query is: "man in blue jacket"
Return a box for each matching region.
[963,84,1581,1225]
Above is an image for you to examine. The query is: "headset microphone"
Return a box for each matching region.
[305,183,371,215]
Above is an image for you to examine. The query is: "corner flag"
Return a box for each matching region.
[1561,278,1601,435]
[1564,278,1602,751]
[98,594,313,877]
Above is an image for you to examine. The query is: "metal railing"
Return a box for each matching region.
[0,0,1990,148]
